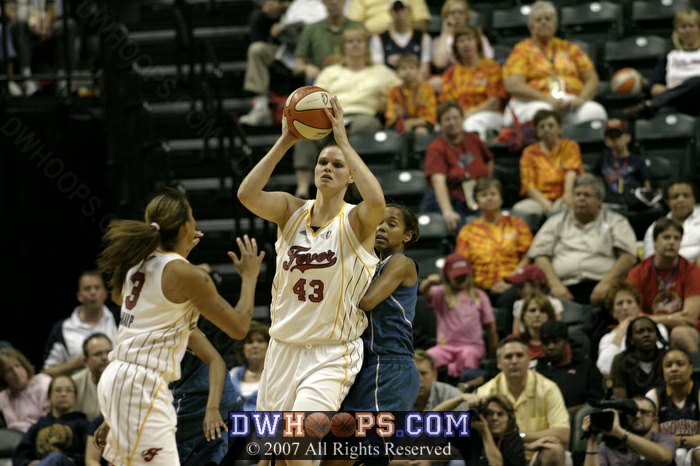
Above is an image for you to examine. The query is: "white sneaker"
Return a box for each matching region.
[7,81,22,96]
[23,80,38,96]
[239,106,274,126]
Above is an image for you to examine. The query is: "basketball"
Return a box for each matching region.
[305,412,331,439]
[330,412,356,438]
[283,85,334,140]
[610,68,644,94]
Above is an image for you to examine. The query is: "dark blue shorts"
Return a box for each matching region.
[342,356,420,412]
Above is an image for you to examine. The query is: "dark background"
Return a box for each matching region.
[1,108,114,370]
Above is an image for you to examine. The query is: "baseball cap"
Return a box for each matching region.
[539,320,569,343]
[604,118,630,136]
[389,0,410,10]
[505,264,546,285]
[443,253,472,278]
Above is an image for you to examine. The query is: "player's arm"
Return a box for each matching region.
[85,436,103,466]
[359,255,417,311]
[237,118,305,228]
[327,97,386,244]
[187,328,229,440]
[167,236,264,339]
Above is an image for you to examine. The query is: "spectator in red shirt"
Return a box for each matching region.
[627,217,700,352]
[420,100,494,232]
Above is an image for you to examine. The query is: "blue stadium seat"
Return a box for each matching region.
[560,2,624,50]
[406,247,446,280]
[631,0,696,36]
[490,5,531,47]
[634,113,700,189]
[415,212,455,254]
[602,34,671,80]
[561,119,606,172]
[348,129,406,171]
[375,168,427,213]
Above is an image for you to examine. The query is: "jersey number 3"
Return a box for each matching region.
[125,272,146,310]
[292,278,324,302]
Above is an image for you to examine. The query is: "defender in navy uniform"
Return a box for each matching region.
[342,203,422,412]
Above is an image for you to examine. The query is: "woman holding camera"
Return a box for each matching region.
[434,393,526,466]
[646,348,700,466]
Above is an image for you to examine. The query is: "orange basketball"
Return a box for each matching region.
[330,412,356,438]
[305,412,331,439]
[283,85,334,140]
[610,67,644,94]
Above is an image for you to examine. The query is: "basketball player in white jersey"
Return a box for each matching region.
[95,187,264,466]
[238,96,385,466]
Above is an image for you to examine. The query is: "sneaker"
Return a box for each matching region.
[7,81,22,96]
[22,80,38,96]
[239,106,273,126]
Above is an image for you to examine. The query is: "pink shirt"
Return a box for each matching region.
[0,373,51,432]
[426,285,495,349]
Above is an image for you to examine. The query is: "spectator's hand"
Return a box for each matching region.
[304,64,321,82]
[564,97,585,111]
[203,406,228,441]
[270,22,283,38]
[228,235,265,281]
[526,436,561,451]
[540,199,554,215]
[603,409,624,438]
[582,415,591,434]
[590,280,611,306]
[443,210,461,231]
[491,281,512,294]
[471,414,488,434]
[550,282,573,301]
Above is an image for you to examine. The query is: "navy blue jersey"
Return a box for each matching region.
[654,380,700,436]
[362,253,419,360]
[380,30,425,69]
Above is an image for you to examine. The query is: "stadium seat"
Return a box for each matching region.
[410,131,439,169]
[413,295,437,350]
[568,324,592,361]
[406,247,446,279]
[631,0,695,36]
[602,34,670,80]
[634,113,700,189]
[491,150,521,208]
[560,2,624,49]
[492,43,512,64]
[375,168,427,213]
[347,129,405,171]
[415,212,456,254]
[561,119,606,172]
[490,5,532,47]
[561,301,595,330]
[493,306,512,339]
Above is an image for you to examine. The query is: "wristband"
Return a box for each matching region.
[623,431,630,443]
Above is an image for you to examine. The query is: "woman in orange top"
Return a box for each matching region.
[439,26,507,141]
[512,109,582,220]
[502,0,606,127]
[455,177,532,303]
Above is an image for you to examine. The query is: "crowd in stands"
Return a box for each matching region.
[2,0,700,465]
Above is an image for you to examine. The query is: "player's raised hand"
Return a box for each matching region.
[325,95,348,145]
[228,235,265,280]
[185,230,205,258]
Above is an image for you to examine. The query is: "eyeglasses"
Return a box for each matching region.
[53,387,75,394]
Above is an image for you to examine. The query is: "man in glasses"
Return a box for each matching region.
[582,396,675,466]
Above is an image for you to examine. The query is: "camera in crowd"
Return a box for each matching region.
[589,398,639,433]
[468,405,485,421]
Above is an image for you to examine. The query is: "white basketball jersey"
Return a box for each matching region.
[270,201,379,343]
[110,251,199,382]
